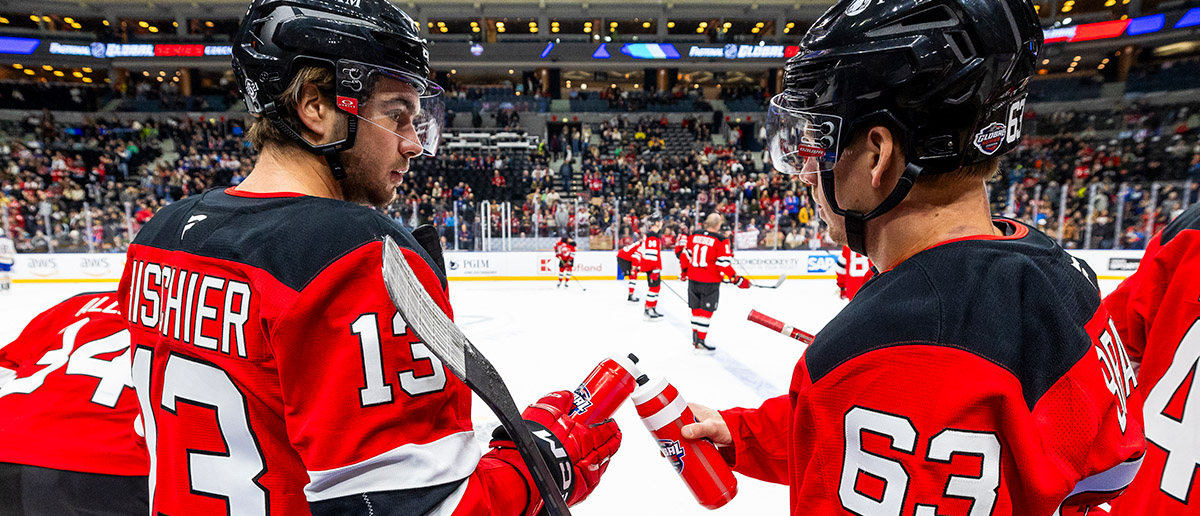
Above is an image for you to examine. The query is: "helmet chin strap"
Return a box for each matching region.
[263,101,359,181]
[819,162,924,256]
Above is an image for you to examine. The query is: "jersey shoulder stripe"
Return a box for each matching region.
[132,189,445,292]
[807,220,1101,409]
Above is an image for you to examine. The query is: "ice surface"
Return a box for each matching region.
[0,277,1124,515]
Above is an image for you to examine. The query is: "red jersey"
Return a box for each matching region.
[120,188,530,516]
[554,241,576,262]
[680,230,738,284]
[637,232,663,272]
[1105,204,1200,515]
[616,240,641,264]
[0,291,147,476]
[721,220,1145,516]
[836,246,875,300]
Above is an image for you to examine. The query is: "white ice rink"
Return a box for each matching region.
[0,276,1123,515]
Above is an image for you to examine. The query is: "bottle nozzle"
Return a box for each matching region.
[636,374,650,386]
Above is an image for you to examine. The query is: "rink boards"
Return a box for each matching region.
[8,249,1145,283]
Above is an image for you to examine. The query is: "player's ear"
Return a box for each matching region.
[865,125,901,190]
[294,81,336,143]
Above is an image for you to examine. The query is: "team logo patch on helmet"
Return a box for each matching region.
[973,122,1007,156]
[569,386,593,417]
[845,0,871,17]
[657,439,686,474]
[243,79,262,113]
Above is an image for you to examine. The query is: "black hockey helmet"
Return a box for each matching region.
[232,0,444,179]
[766,0,1042,253]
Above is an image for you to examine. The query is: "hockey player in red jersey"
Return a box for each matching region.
[0,292,148,515]
[834,246,874,300]
[681,1,1145,515]
[639,216,665,321]
[117,2,622,515]
[616,239,642,302]
[1104,203,1200,515]
[679,214,750,351]
[554,236,576,288]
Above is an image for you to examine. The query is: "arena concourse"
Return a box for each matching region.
[0,0,1198,514]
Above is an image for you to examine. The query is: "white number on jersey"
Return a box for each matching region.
[133,349,268,516]
[690,244,709,268]
[354,312,447,407]
[1143,318,1200,503]
[840,407,1001,516]
[0,318,133,408]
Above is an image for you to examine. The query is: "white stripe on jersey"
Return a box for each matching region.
[1053,455,1143,516]
[304,430,480,502]
[715,258,732,266]
[0,366,15,388]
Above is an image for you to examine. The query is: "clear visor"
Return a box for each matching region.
[766,94,842,177]
[335,59,445,157]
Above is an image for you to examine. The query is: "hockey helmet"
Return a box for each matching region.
[233,0,444,178]
[766,0,1042,253]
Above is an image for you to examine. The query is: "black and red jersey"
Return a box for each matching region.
[616,240,640,264]
[554,241,575,263]
[637,232,663,272]
[1105,204,1200,515]
[0,292,147,476]
[679,231,737,284]
[119,188,531,516]
[721,219,1145,516]
[835,246,875,301]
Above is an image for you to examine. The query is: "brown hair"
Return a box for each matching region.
[246,65,337,151]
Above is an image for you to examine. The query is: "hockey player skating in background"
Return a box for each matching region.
[0,233,14,292]
[834,245,874,300]
[616,239,641,302]
[639,217,665,321]
[554,236,576,288]
[1104,202,1200,515]
[679,214,750,351]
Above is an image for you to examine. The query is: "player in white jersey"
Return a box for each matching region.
[0,235,15,292]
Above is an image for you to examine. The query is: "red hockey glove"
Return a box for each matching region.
[489,391,622,516]
[732,276,751,289]
[679,268,688,282]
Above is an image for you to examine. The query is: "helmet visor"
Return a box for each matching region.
[335,59,445,157]
[766,94,842,177]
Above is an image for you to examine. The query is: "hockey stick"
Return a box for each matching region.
[747,309,815,344]
[660,279,689,304]
[381,236,572,516]
[751,274,787,289]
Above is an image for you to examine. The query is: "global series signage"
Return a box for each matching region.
[687,44,801,59]
[48,41,233,58]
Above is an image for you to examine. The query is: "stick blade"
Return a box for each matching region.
[381,235,468,379]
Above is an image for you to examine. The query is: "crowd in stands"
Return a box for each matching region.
[2,85,1199,254]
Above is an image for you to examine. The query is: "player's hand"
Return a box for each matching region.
[732,276,751,289]
[680,403,732,446]
[679,269,688,282]
[490,391,622,515]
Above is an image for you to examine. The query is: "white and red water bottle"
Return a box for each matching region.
[568,353,642,425]
[632,374,738,509]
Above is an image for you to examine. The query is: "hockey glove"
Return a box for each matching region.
[731,276,751,289]
[489,391,622,516]
[679,268,688,282]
